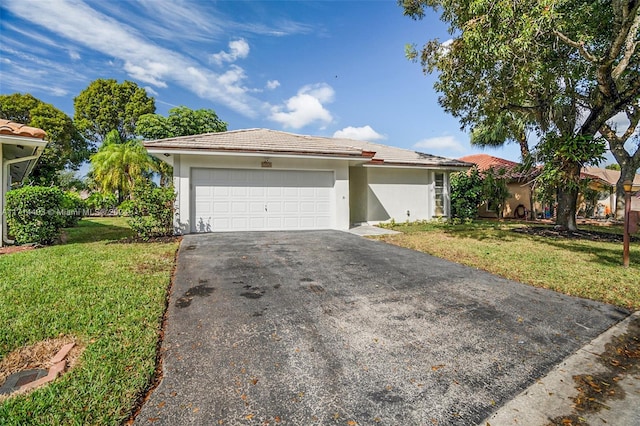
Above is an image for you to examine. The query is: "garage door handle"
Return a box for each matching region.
[265,205,267,212]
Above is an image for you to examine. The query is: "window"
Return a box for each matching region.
[434,173,444,216]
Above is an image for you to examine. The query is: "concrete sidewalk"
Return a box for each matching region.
[483,311,640,425]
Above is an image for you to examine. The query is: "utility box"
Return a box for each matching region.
[630,210,640,234]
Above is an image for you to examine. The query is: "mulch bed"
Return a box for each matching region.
[0,245,38,256]
[512,226,640,243]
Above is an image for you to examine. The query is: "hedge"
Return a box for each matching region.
[4,186,83,245]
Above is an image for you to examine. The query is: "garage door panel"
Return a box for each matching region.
[192,168,334,232]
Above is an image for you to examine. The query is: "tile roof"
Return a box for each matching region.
[0,119,47,140]
[582,166,640,187]
[458,153,520,172]
[144,128,471,168]
[339,138,471,168]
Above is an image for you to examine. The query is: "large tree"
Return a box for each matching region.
[0,93,89,185]
[136,106,228,186]
[74,79,155,144]
[402,0,640,230]
[135,106,227,140]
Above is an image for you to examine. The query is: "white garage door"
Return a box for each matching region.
[192,168,335,232]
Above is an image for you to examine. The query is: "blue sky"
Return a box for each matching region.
[1,0,530,164]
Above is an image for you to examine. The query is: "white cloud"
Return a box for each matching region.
[68,50,80,60]
[333,125,385,141]
[4,0,260,117]
[413,135,465,152]
[266,80,280,90]
[144,86,159,97]
[210,39,250,65]
[269,83,335,129]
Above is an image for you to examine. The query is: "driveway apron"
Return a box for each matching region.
[135,231,628,425]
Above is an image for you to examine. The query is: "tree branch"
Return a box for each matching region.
[612,11,640,79]
[553,30,600,63]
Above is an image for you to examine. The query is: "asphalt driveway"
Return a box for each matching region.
[135,231,628,425]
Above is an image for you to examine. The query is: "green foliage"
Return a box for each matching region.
[60,192,86,228]
[136,106,228,140]
[482,167,511,218]
[55,169,86,191]
[450,167,484,219]
[605,163,621,171]
[90,130,156,202]
[136,106,228,186]
[401,0,640,228]
[119,183,176,239]
[85,192,119,216]
[74,79,155,143]
[4,186,65,244]
[536,134,606,190]
[0,93,90,185]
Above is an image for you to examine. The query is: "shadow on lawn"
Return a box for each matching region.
[440,224,523,241]
[533,237,640,267]
[64,217,135,244]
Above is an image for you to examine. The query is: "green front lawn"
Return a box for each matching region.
[0,217,179,425]
[380,220,640,311]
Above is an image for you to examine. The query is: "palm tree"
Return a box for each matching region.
[90,130,155,203]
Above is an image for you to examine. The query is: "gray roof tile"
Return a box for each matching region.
[143,128,470,168]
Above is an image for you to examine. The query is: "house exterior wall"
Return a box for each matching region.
[363,167,449,223]
[171,153,350,233]
[349,166,368,224]
[478,181,532,218]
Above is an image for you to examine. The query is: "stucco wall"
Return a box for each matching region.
[171,153,350,233]
[349,166,368,224]
[365,167,446,222]
[478,181,532,218]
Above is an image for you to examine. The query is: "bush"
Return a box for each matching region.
[450,167,484,220]
[85,192,118,216]
[4,186,65,244]
[119,184,175,240]
[60,191,86,227]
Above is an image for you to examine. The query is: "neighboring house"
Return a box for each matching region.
[458,154,536,219]
[144,128,470,233]
[581,166,640,215]
[0,119,47,247]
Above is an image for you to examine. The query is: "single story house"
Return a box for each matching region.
[458,153,536,218]
[581,166,640,215]
[144,129,471,233]
[0,119,48,246]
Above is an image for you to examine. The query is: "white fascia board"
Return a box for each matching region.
[362,164,470,171]
[144,148,364,162]
[0,135,48,148]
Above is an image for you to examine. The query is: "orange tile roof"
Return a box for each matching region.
[458,153,520,172]
[0,119,47,140]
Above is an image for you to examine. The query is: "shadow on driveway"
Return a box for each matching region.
[135,231,628,425]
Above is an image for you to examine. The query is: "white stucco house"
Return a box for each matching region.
[0,119,48,247]
[144,129,470,234]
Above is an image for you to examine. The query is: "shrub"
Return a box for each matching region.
[85,192,118,216]
[119,183,175,240]
[60,191,86,227]
[450,167,484,220]
[4,186,65,244]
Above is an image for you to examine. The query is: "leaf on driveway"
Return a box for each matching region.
[431,364,445,371]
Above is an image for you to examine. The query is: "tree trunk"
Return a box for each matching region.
[556,186,579,230]
[615,163,639,220]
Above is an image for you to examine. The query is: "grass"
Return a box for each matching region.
[0,217,179,425]
[380,220,640,311]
